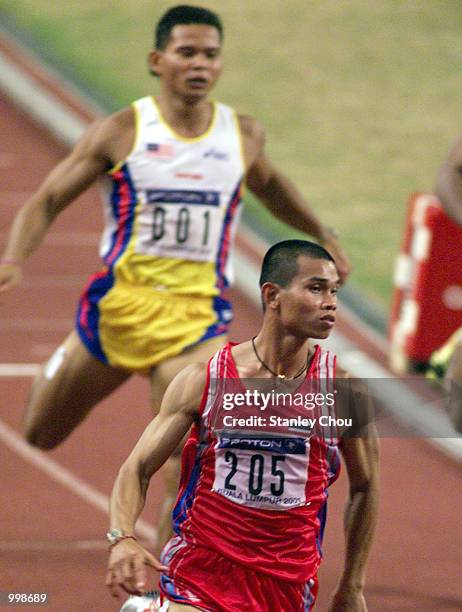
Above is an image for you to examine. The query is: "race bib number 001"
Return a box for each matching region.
[135,189,222,261]
[212,436,309,510]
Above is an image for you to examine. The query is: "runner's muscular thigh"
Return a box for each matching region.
[24,330,130,449]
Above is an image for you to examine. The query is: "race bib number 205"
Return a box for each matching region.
[135,189,222,261]
[212,436,310,510]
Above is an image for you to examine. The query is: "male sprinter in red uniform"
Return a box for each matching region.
[106,240,379,611]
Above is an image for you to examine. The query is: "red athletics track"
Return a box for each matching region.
[1,94,461,611]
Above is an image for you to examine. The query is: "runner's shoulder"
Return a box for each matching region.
[237,114,266,147]
[86,107,134,147]
[74,107,135,166]
[335,363,368,394]
[165,363,209,418]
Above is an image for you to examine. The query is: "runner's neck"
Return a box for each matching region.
[155,94,214,138]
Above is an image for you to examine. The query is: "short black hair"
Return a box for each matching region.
[155,5,223,50]
[259,239,336,288]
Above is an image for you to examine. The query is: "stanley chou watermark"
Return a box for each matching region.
[208,378,375,440]
[222,389,341,430]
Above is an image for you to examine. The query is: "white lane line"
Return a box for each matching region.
[0,419,157,543]
[0,52,85,148]
[0,363,39,377]
[0,26,104,120]
[337,301,390,354]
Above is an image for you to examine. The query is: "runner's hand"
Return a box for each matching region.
[319,234,351,284]
[106,539,167,599]
[327,590,368,611]
[0,262,23,296]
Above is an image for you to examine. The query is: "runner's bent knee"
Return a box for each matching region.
[24,331,129,449]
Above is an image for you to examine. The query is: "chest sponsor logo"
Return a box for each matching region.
[203,148,230,161]
[146,143,175,159]
[146,189,220,206]
[218,436,306,454]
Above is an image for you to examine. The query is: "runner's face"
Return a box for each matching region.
[277,256,339,339]
[151,25,222,100]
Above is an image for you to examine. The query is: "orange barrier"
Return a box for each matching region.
[389,193,462,373]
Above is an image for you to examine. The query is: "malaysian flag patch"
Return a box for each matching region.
[146,143,175,158]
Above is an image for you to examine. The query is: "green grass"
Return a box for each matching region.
[3,0,462,308]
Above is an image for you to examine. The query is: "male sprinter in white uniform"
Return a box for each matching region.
[0,5,350,546]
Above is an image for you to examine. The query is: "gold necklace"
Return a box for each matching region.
[251,336,308,380]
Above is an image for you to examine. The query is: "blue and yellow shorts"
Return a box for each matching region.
[75,270,231,373]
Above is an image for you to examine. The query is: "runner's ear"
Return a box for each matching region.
[148,50,162,77]
[261,282,280,310]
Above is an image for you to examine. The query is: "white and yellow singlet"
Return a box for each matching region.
[76,97,245,371]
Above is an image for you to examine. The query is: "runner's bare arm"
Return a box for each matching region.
[328,369,380,612]
[0,109,134,293]
[435,133,462,227]
[106,363,206,598]
[238,114,351,283]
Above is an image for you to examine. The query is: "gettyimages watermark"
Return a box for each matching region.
[220,388,340,431]
[205,377,462,439]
